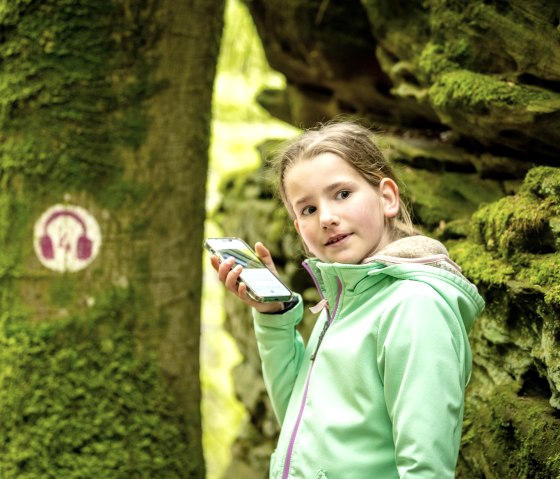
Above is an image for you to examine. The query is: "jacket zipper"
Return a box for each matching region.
[281,265,342,479]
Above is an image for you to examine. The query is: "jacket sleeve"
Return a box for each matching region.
[253,295,305,424]
[376,282,470,479]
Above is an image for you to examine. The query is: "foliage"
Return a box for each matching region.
[202,1,299,478]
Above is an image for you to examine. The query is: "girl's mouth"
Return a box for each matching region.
[326,234,350,246]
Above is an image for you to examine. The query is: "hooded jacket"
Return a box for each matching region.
[253,236,485,479]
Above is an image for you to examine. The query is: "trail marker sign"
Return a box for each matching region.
[34,204,101,272]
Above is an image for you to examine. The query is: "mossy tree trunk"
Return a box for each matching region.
[0,1,224,478]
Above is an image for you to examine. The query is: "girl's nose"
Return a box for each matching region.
[320,209,339,229]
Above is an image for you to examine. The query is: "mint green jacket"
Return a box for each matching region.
[253,258,484,479]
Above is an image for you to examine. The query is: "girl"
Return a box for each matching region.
[211,121,485,479]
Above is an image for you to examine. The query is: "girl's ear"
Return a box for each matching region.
[380,178,400,218]
[294,219,301,236]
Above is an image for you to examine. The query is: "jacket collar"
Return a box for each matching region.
[303,259,387,299]
[303,255,484,333]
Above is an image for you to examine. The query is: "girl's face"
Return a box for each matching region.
[284,152,399,264]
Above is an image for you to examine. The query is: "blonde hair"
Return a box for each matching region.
[274,120,415,240]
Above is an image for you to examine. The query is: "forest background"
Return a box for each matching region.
[201,1,296,478]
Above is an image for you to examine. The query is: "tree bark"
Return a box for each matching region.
[0,0,224,477]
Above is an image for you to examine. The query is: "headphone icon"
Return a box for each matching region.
[39,209,93,260]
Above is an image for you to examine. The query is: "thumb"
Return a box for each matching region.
[254,242,279,275]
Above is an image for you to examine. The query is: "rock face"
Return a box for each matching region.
[250,0,560,164]
[214,1,560,478]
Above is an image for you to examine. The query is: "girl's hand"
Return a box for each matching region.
[209,241,284,314]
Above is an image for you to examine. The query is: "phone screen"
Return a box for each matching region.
[205,238,293,302]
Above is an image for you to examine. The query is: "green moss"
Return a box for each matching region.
[471,166,559,259]
[0,287,192,479]
[135,250,152,281]
[457,166,560,307]
[513,254,560,308]
[418,40,469,79]
[0,0,159,319]
[460,387,560,478]
[472,194,556,256]
[544,285,560,309]
[429,69,559,114]
[0,5,195,477]
[448,239,514,286]
[49,274,76,307]
[0,0,155,199]
[98,179,151,211]
[399,167,503,228]
[0,0,160,311]
[515,254,560,289]
[435,217,470,240]
[521,166,560,200]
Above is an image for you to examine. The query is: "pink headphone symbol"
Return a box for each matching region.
[39,209,93,260]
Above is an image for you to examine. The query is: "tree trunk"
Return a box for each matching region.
[0,1,224,477]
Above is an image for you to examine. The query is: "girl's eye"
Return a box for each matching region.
[336,190,351,200]
[301,206,316,216]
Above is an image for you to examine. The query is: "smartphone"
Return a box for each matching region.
[205,237,293,303]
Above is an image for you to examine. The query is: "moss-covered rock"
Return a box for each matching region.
[468,166,559,279]
[399,167,504,229]
[248,0,560,162]
[458,388,560,479]
[223,0,560,476]
[445,166,560,475]
[216,157,560,477]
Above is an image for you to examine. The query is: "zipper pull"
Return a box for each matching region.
[310,319,330,361]
[309,298,328,314]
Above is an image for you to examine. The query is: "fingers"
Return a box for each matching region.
[236,281,253,303]
[214,255,237,284]
[210,254,251,300]
[254,242,278,275]
[209,244,285,314]
[209,254,221,272]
